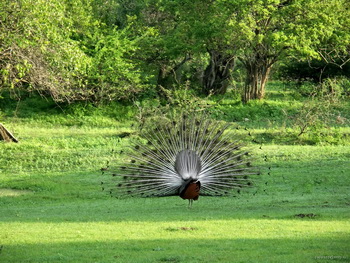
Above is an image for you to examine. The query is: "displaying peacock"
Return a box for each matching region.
[101,114,260,206]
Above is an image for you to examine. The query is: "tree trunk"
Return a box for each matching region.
[202,50,235,95]
[156,66,171,96]
[242,59,272,103]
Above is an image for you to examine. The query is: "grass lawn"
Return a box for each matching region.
[0,87,349,262]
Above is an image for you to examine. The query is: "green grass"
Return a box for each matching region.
[0,85,350,262]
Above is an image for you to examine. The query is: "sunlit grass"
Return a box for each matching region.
[2,219,349,244]
[0,205,349,263]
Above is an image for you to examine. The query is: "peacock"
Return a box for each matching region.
[102,114,259,206]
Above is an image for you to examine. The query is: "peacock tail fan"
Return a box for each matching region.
[101,113,260,200]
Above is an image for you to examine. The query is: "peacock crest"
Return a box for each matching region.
[102,114,259,205]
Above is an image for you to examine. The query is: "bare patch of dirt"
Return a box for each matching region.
[0,188,33,197]
[295,213,317,218]
[165,227,198,232]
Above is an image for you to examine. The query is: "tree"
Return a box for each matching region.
[139,0,197,95]
[2,0,347,104]
[313,0,350,79]
[171,0,349,101]
[89,22,147,102]
[229,0,349,102]
[181,2,238,95]
[138,0,239,96]
[0,0,93,101]
[202,50,236,95]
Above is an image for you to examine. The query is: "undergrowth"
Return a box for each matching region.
[2,82,349,145]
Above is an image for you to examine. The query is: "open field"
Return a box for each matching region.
[1,85,350,262]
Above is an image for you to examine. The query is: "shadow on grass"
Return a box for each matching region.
[0,237,349,263]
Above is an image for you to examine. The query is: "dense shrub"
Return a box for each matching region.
[278,59,350,83]
[0,0,147,103]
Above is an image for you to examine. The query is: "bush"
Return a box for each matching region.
[289,77,350,101]
[0,1,147,104]
[320,77,350,99]
[278,59,350,82]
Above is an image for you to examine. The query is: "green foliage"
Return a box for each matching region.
[135,0,350,101]
[320,77,350,99]
[1,0,349,104]
[0,1,150,103]
[0,0,93,100]
[289,77,350,101]
[89,25,147,102]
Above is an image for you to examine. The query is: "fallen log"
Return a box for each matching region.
[0,123,19,143]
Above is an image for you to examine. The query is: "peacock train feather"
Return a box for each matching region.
[102,114,260,204]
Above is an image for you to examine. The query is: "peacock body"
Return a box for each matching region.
[103,114,259,205]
